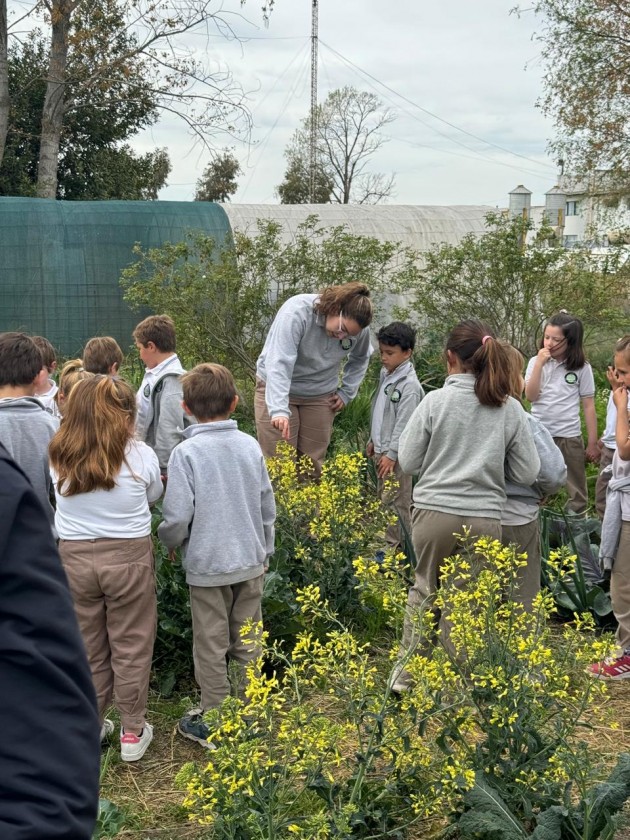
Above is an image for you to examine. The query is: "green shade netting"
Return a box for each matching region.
[0,198,231,357]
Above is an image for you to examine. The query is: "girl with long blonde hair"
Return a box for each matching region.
[49,376,162,761]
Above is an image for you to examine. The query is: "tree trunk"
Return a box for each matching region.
[0,0,9,169]
[37,0,74,199]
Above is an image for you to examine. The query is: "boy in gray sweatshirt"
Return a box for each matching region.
[158,363,276,748]
[367,322,424,551]
[0,332,59,528]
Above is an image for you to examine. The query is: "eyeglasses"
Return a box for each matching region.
[331,311,351,338]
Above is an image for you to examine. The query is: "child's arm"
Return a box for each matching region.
[260,459,276,562]
[398,399,430,475]
[378,380,424,478]
[157,455,194,551]
[614,386,630,460]
[581,395,600,462]
[524,348,551,403]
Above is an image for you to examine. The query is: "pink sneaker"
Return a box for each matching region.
[588,653,630,680]
[120,723,153,761]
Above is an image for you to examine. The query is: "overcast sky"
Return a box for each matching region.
[77,1,564,206]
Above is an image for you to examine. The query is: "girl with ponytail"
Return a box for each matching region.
[391,319,540,691]
[49,375,163,762]
[255,281,373,476]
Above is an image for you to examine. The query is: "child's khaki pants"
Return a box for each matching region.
[553,435,588,515]
[374,454,412,550]
[613,522,630,652]
[190,574,264,710]
[60,535,156,734]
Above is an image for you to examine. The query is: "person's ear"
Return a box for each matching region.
[230,395,239,413]
[182,400,194,417]
[110,362,120,375]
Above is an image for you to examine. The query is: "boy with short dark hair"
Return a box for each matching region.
[0,332,59,525]
[158,363,276,748]
[83,336,124,375]
[367,322,424,551]
[32,335,60,417]
[132,315,191,473]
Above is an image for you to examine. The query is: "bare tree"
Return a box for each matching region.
[277,86,395,205]
[35,0,266,198]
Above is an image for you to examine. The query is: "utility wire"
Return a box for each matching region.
[319,38,556,175]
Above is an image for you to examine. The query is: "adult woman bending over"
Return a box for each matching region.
[255,282,373,475]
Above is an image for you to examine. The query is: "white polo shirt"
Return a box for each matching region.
[525,356,595,438]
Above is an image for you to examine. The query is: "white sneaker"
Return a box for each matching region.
[120,723,153,762]
[100,718,115,743]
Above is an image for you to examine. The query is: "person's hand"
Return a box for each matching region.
[585,442,601,464]
[328,393,345,413]
[606,365,620,388]
[366,441,375,457]
[536,347,552,365]
[377,455,396,478]
[612,384,628,411]
[168,549,178,563]
[271,416,290,440]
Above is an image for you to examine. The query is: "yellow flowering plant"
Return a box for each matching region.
[264,445,396,643]
[177,537,629,839]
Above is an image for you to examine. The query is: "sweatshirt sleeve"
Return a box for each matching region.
[260,302,308,420]
[260,457,276,558]
[398,399,431,475]
[337,327,373,405]
[531,419,567,497]
[143,446,164,504]
[154,377,186,472]
[158,450,195,550]
[505,404,541,487]
[387,378,425,461]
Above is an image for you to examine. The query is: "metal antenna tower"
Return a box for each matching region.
[309,0,318,203]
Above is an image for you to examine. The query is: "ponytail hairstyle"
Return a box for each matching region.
[49,375,136,496]
[505,344,526,402]
[541,311,586,370]
[446,319,512,407]
[313,281,373,328]
[56,359,94,414]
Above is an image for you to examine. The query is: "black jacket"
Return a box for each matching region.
[0,444,99,839]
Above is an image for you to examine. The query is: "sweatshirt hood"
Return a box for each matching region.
[183,419,238,438]
[444,373,476,389]
[0,397,51,414]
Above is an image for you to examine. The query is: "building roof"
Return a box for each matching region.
[220,203,493,253]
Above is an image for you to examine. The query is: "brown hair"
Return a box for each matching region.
[540,311,586,370]
[32,336,56,371]
[56,359,95,414]
[83,336,124,374]
[614,335,630,362]
[133,315,177,353]
[505,345,525,402]
[182,363,237,420]
[313,282,373,328]
[446,319,512,407]
[0,332,43,386]
[49,375,136,496]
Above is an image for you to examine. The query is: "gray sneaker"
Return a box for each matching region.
[178,713,216,749]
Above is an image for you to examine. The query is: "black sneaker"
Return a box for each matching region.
[178,712,215,749]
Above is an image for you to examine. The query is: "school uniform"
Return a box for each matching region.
[369,360,424,548]
[525,356,595,515]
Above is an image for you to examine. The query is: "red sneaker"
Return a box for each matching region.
[588,653,630,680]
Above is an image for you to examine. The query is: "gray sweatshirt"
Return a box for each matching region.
[0,397,59,525]
[256,293,373,419]
[503,414,567,517]
[369,362,425,461]
[158,420,276,586]
[398,374,540,518]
